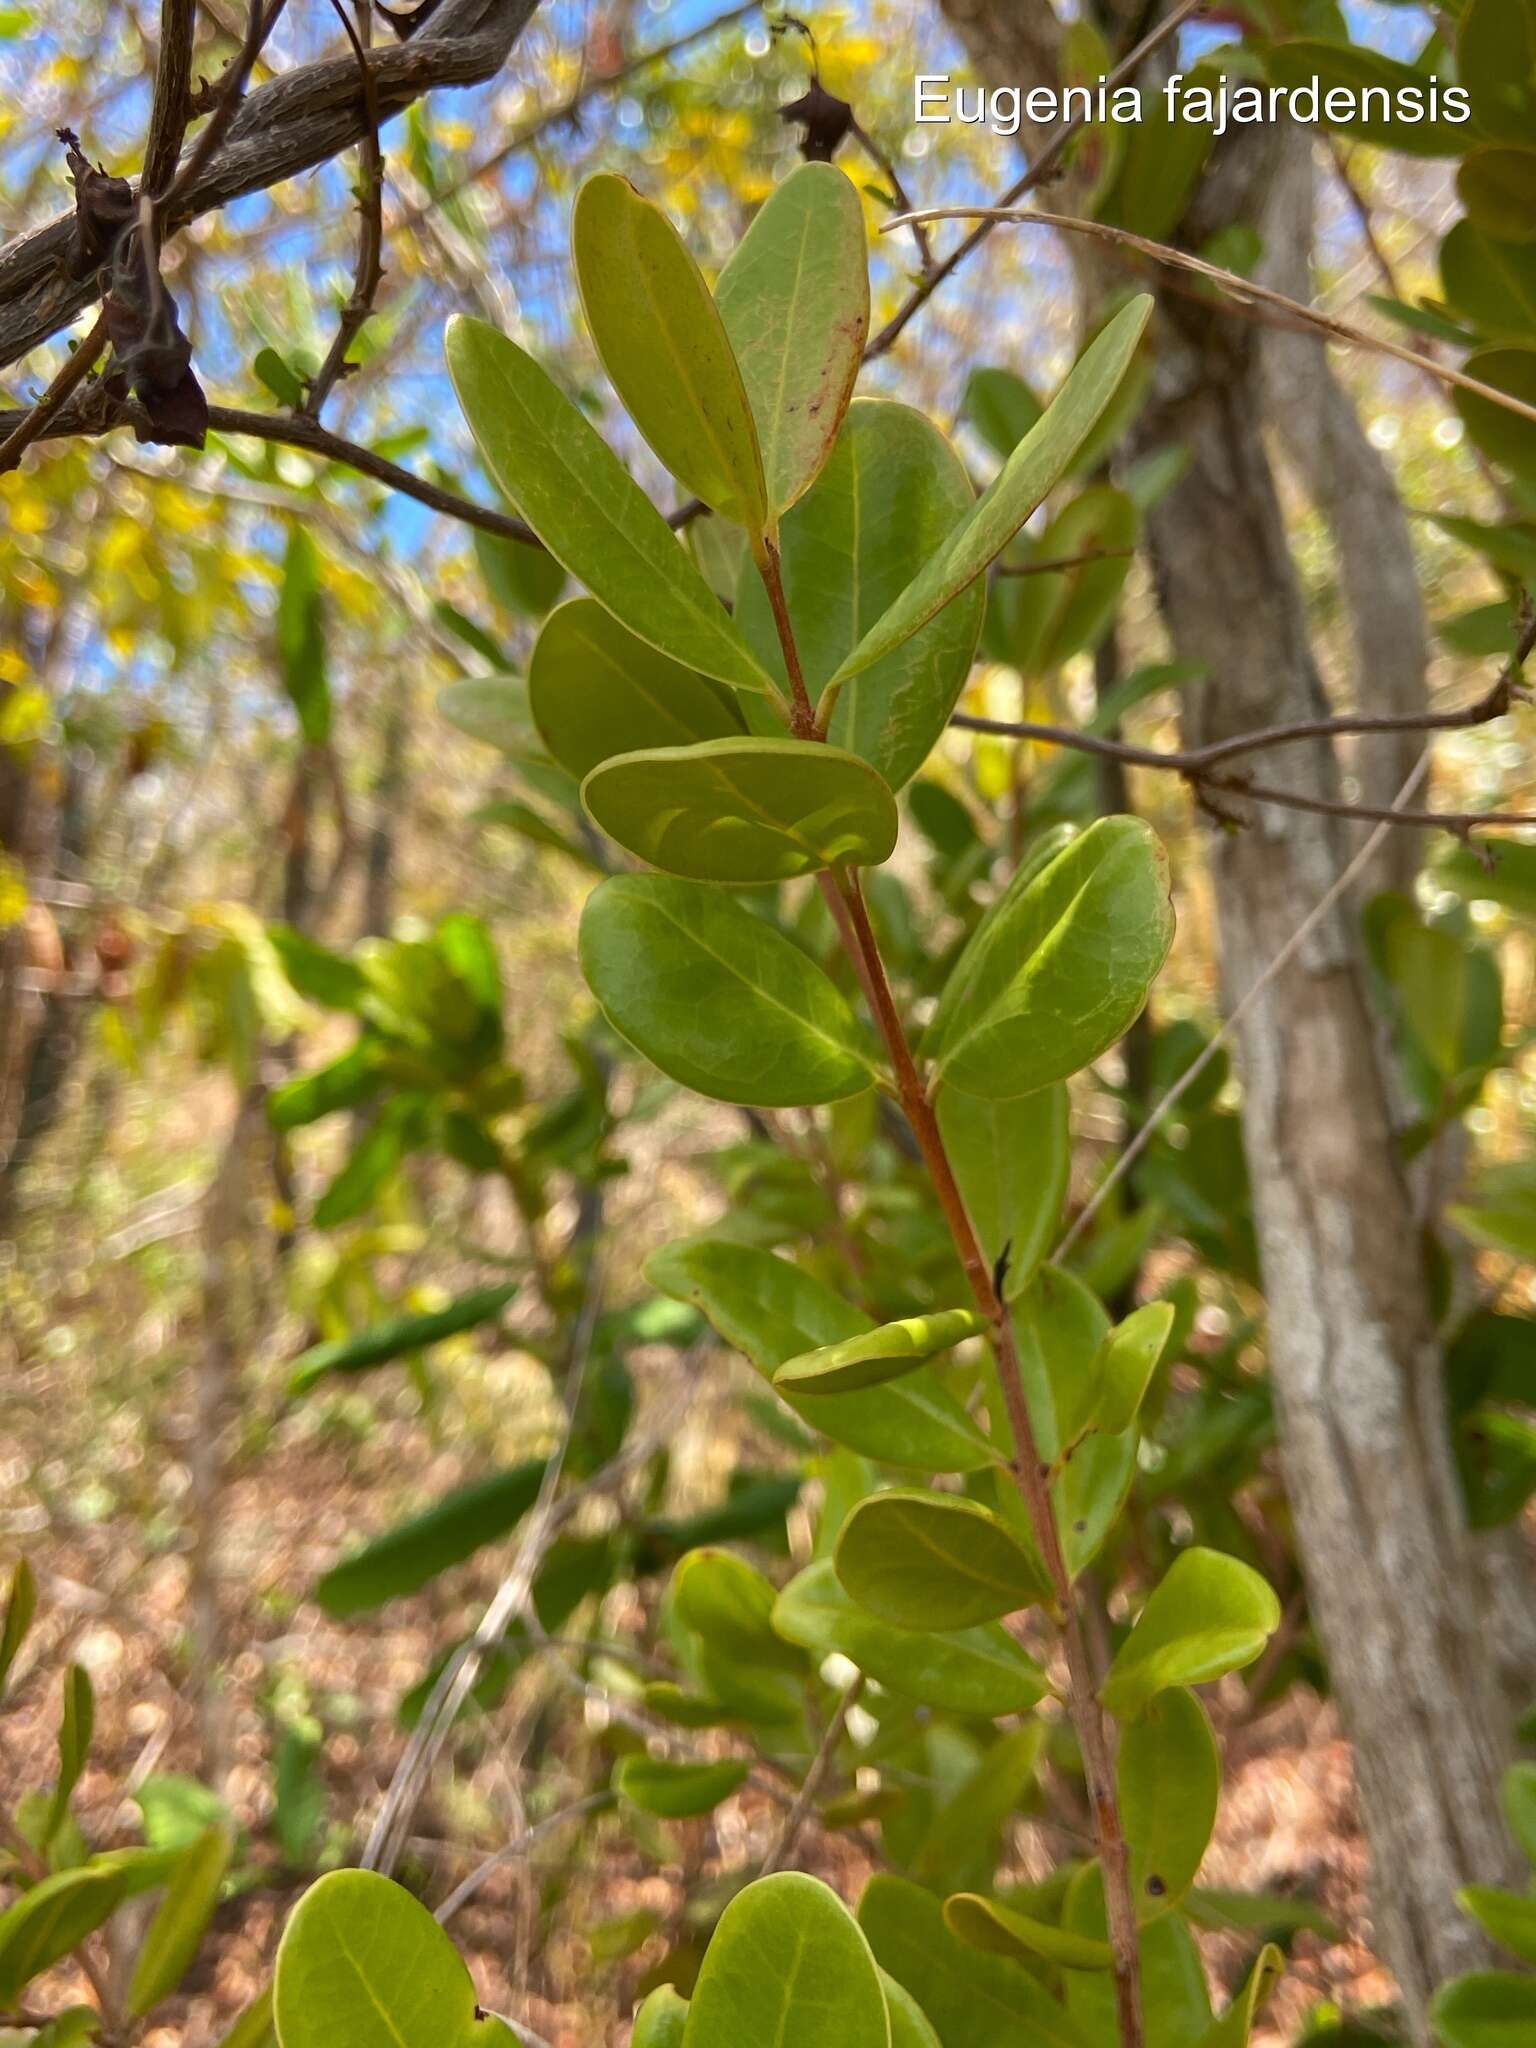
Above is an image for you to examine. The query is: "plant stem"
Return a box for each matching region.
[758,541,817,738]
[829,870,1143,2047]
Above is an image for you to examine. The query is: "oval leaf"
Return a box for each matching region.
[774,1308,986,1394]
[773,1559,1049,1716]
[580,875,875,1107]
[0,1867,129,2006]
[573,174,768,536]
[927,816,1174,1101]
[645,1237,1000,1473]
[1091,1302,1176,1440]
[716,162,869,516]
[936,1085,1070,1301]
[1117,1687,1219,1919]
[581,737,898,883]
[315,1459,547,1616]
[736,400,984,790]
[1099,1548,1281,1720]
[289,1282,517,1393]
[445,315,775,693]
[633,1986,689,2048]
[943,1894,1113,1973]
[616,1756,750,1819]
[128,1825,233,2017]
[681,1872,888,2048]
[529,597,744,780]
[824,299,1152,694]
[273,1869,518,2048]
[835,1489,1051,1629]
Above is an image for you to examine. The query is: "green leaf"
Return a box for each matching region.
[881,1970,942,2048]
[1099,1548,1282,1719]
[616,1756,750,1819]
[1091,1301,1176,1439]
[1196,1944,1283,2048]
[274,1870,520,2048]
[289,1282,517,1393]
[135,1774,231,1853]
[581,737,898,883]
[1455,346,1536,485]
[1266,41,1468,156]
[962,368,1042,461]
[735,399,983,792]
[672,1548,802,1671]
[773,1559,1049,1716]
[936,1085,1070,1301]
[579,874,876,1107]
[1459,147,1536,244]
[438,674,541,756]
[859,1875,1095,2048]
[836,1489,1050,1629]
[268,1040,382,1132]
[46,1665,94,1846]
[1459,0,1536,143]
[445,315,775,692]
[716,161,869,517]
[991,487,1137,678]
[573,174,768,536]
[646,1237,998,1472]
[1118,1687,1219,1918]
[943,1893,1113,1973]
[823,299,1151,696]
[474,529,566,621]
[1063,1871,1212,2046]
[315,1459,547,1615]
[1438,839,1536,918]
[1183,1887,1337,1942]
[1432,1971,1536,2048]
[268,927,368,1012]
[28,2007,100,2047]
[0,1867,128,2005]
[276,527,330,747]
[529,597,744,781]
[681,1873,888,2048]
[253,347,305,407]
[0,1556,36,1701]
[633,1985,689,2048]
[1440,220,1536,340]
[913,1722,1046,1890]
[1458,1887,1536,1967]
[927,817,1174,1101]
[127,1824,233,2016]
[216,1986,277,2048]
[774,1308,986,1394]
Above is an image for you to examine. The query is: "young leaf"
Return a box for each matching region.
[445,316,776,693]
[579,875,877,1107]
[529,597,744,780]
[314,1459,548,1616]
[927,816,1174,1101]
[822,298,1151,697]
[672,1549,802,1671]
[1091,1301,1176,1440]
[835,1489,1051,1629]
[1195,1945,1284,2048]
[573,174,768,538]
[943,1894,1113,1973]
[127,1824,233,2016]
[774,1307,986,1394]
[46,1664,94,1846]
[735,400,983,790]
[581,737,898,884]
[1099,1548,1282,1719]
[936,1085,1070,1301]
[681,1872,888,2048]
[1118,1686,1219,1918]
[0,1867,129,2005]
[645,1236,999,1473]
[273,1869,520,2048]
[633,1986,689,2048]
[715,161,869,516]
[616,1756,750,1819]
[773,1559,1049,1717]
[0,1556,37,1700]
[1431,1971,1536,2048]
[289,1281,517,1393]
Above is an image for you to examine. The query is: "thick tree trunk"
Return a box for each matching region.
[935,5,1522,2031]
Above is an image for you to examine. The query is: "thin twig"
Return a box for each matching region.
[760,1673,864,1876]
[0,312,109,475]
[849,119,933,279]
[880,206,1536,432]
[434,1793,612,1924]
[865,0,1207,360]
[995,544,1135,577]
[305,0,385,417]
[143,0,199,196]
[162,0,289,216]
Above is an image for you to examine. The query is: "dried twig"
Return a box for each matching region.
[142,0,200,196]
[759,1673,864,1876]
[305,0,386,417]
[0,311,109,474]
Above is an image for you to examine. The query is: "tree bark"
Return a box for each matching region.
[935,4,1522,2031]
